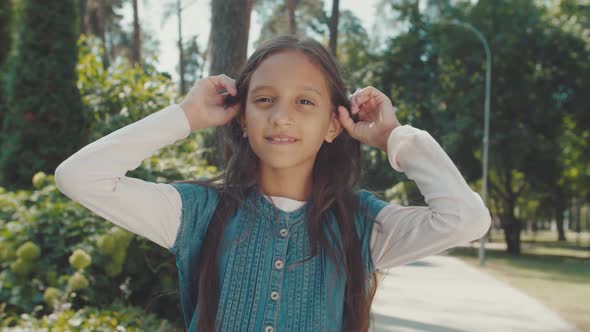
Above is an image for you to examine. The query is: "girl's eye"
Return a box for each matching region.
[255,97,272,103]
[254,98,314,106]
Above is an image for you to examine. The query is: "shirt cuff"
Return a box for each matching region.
[386,124,424,172]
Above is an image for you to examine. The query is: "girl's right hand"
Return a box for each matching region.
[179,74,240,131]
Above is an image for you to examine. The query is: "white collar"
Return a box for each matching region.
[262,195,307,212]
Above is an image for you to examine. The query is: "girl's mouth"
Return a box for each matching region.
[265,137,299,145]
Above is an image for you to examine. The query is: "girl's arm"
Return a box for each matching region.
[369,124,491,270]
[55,75,238,251]
[55,104,190,250]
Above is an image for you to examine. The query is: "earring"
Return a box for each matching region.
[242,128,248,138]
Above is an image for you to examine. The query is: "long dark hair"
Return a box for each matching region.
[174,35,382,331]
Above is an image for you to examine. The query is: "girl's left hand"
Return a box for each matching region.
[337,86,401,152]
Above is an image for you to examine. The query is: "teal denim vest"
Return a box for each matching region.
[169,182,388,332]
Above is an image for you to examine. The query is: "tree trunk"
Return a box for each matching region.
[132,0,141,65]
[206,0,253,168]
[555,204,567,241]
[572,197,582,233]
[78,0,87,35]
[107,20,115,66]
[501,214,521,255]
[208,0,253,77]
[499,172,521,255]
[177,0,186,95]
[87,7,109,68]
[329,0,339,56]
[286,0,296,35]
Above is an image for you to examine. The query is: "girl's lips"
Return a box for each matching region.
[265,138,299,145]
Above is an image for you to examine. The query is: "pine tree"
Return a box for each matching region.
[0,0,85,188]
[0,0,13,136]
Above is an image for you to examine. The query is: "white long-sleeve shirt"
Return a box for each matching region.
[54,104,491,270]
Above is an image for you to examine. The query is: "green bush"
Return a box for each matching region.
[0,174,183,325]
[76,35,178,142]
[0,300,183,331]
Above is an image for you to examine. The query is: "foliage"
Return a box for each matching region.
[0,299,183,331]
[76,35,177,141]
[374,0,590,253]
[336,10,379,89]
[253,0,328,44]
[176,35,207,93]
[0,172,186,326]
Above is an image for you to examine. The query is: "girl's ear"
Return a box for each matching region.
[325,110,343,143]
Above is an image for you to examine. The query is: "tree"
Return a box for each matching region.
[200,0,254,168]
[254,0,327,45]
[336,9,377,87]
[328,0,339,55]
[208,0,254,77]
[471,0,588,252]
[79,0,126,68]
[0,0,85,188]
[132,0,141,65]
[162,0,204,95]
[175,35,206,90]
[0,0,11,66]
[286,0,296,34]
[0,0,13,130]
[376,0,590,254]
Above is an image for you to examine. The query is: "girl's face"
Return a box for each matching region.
[241,50,342,170]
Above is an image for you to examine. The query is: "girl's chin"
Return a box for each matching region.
[256,154,310,170]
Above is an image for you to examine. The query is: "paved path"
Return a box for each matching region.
[370,255,579,332]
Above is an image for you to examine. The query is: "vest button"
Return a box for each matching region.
[279,228,288,238]
[270,290,280,301]
[264,325,274,332]
[274,259,284,270]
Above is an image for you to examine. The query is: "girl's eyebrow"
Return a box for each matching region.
[250,84,323,97]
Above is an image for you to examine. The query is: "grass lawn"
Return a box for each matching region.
[448,230,590,332]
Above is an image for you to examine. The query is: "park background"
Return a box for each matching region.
[0,0,588,330]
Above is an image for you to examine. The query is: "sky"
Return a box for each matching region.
[121,0,382,80]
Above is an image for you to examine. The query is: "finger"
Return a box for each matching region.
[207,74,237,95]
[350,88,361,114]
[355,87,380,110]
[215,74,237,95]
[337,106,357,138]
[355,87,373,115]
[218,74,237,95]
[353,88,372,114]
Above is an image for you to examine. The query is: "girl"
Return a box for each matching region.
[55,35,491,332]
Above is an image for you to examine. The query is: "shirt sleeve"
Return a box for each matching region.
[369,124,492,270]
[54,104,191,250]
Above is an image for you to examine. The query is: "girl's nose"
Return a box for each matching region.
[269,103,293,126]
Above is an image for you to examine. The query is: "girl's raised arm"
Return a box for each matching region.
[55,104,192,250]
[55,74,239,251]
[338,86,490,270]
[369,124,491,270]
